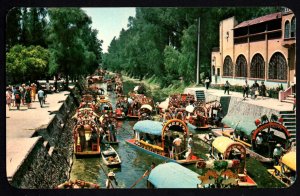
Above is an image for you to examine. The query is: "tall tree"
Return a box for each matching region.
[6,8,22,50]
[48,8,102,88]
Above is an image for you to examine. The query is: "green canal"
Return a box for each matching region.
[69,79,284,188]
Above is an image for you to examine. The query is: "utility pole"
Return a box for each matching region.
[196,17,200,85]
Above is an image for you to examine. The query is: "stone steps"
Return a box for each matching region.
[195,90,205,101]
[279,110,296,142]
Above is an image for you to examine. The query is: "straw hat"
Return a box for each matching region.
[276,143,281,147]
[258,132,262,136]
[108,171,115,177]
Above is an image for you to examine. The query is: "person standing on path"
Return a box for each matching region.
[11,86,16,107]
[20,84,26,105]
[6,87,12,110]
[243,80,249,98]
[14,87,22,110]
[24,88,32,109]
[205,77,210,90]
[260,81,267,99]
[224,81,231,95]
[37,88,45,108]
[30,83,37,102]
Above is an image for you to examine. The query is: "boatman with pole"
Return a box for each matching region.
[106,171,118,189]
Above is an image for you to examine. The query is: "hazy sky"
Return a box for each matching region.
[82,8,136,53]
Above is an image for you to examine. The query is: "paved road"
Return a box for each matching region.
[6,90,70,181]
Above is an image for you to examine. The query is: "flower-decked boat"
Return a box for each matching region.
[73,119,101,158]
[138,104,153,120]
[208,136,257,187]
[127,94,154,118]
[220,114,292,163]
[267,151,296,186]
[115,95,128,120]
[55,179,100,189]
[95,99,113,116]
[126,119,203,165]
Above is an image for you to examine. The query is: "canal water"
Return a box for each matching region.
[70,80,284,188]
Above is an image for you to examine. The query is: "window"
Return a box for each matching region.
[212,66,216,75]
[235,55,247,77]
[284,21,290,39]
[250,54,265,79]
[291,17,296,37]
[268,52,287,80]
[223,56,233,77]
[217,68,220,76]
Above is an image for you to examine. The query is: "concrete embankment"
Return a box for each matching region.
[184,87,293,132]
[6,82,84,188]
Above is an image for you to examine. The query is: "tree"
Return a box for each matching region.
[48,8,102,89]
[6,45,49,83]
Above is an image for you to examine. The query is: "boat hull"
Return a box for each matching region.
[125,139,202,165]
[101,146,121,167]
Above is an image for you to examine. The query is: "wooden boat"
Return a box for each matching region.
[115,107,126,120]
[214,115,291,163]
[127,93,154,118]
[101,145,122,166]
[147,162,201,188]
[56,179,100,189]
[126,119,203,165]
[208,136,257,187]
[73,120,101,158]
[267,151,296,187]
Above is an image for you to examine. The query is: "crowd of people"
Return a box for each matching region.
[6,82,47,110]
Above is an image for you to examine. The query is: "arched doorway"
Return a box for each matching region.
[223,56,233,77]
[235,54,247,77]
[268,52,288,80]
[250,53,265,79]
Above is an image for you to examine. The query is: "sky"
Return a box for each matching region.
[82,8,136,53]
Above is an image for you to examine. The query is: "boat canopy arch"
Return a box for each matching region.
[252,121,290,141]
[148,162,201,188]
[212,136,246,173]
[133,120,163,136]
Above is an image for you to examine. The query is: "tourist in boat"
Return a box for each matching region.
[108,120,116,142]
[267,131,276,157]
[273,143,286,165]
[173,135,182,160]
[90,129,98,146]
[204,133,214,145]
[106,171,118,189]
[255,132,264,153]
[185,133,194,160]
[78,125,86,151]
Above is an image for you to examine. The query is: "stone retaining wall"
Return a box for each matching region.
[10,85,83,189]
[206,93,281,118]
